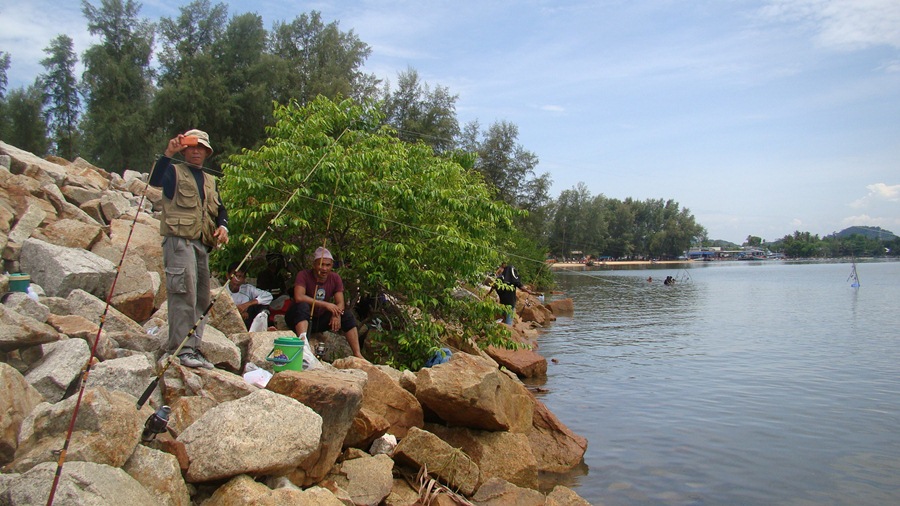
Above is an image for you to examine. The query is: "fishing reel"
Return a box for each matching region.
[315,341,327,359]
[141,405,171,442]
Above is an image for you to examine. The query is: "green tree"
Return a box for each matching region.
[4,82,49,155]
[219,96,518,368]
[40,34,81,159]
[382,67,460,153]
[745,235,763,247]
[212,12,276,152]
[270,11,377,105]
[154,0,229,140]
[80,0,156,173]
[0,52,10,139]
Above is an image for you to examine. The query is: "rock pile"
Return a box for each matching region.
[0,141,589,505]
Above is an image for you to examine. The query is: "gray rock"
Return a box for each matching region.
[100,190,133,222]
[24,338,90,403]
[392,426,480,497]
[20,238,116,298]
[8,202,47,245]
[9,387,145,473]
[178,389,323,482]
[198,325,242,371]
[1,461,156,506]
[86,354,162,408]
[328,454,394,506]
[0,362,44,466]
[67,289,159,351]
[0,303,61,353]
[1,291,50,322]
[123,444,192,506]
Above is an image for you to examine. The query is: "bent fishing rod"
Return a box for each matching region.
[45,164,161,506]
[136,129,347,409]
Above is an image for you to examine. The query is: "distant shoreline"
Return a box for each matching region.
[549,260,692,270]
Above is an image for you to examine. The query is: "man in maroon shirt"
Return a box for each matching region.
[285,247,364,359]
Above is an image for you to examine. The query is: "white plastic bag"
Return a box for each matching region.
[298,333,322,370]
[248,310,269,332]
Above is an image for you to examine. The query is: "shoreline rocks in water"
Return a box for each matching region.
[0,141,589,505]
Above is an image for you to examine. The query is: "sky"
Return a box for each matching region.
[1,0,898,244]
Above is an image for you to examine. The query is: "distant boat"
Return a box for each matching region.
[848,261,860,288]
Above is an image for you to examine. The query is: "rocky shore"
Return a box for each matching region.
[0,141,591,505]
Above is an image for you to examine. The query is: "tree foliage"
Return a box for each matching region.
[41,34,81,159]
[3,82,49,155]
[218,96,519,368]
[270,12,377,106]
[80,0,156,173]
[382,68,460,153]
[547,185,705,260]
[768,231,897,258]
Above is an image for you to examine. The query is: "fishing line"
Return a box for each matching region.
[136,129,348,409]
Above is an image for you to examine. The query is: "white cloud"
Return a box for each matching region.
[760,0,900,51]
[541,105,565,113]
[840,213,900,228]
[850,183,900,208]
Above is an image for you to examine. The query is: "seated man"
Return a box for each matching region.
[285,247,364,359]
[226,262,273,330]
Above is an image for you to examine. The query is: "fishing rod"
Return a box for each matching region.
[45,161,161,506]
[136,129,348,409]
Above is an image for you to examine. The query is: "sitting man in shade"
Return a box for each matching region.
[226,262,273,330]
[285,247,364,359]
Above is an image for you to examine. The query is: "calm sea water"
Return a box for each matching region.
[532,260,900,506]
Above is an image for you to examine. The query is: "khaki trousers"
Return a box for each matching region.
[163,236,210,354]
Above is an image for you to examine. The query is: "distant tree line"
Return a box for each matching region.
[0,0,704,278]
[768,231,899,259]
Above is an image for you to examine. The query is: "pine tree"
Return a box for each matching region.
[41,34,81,159]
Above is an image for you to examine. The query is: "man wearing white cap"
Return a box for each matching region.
[285,246,364,359]
[149,129,229,369]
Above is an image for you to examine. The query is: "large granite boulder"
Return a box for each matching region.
[527,390,588,473]
[177,389,323,482]
[8,387,145,473]
[123,444,192,506]
[0,461,156,506]
[20,237,116,298]
[391,426,480,496]
[334,357,424,440]
[266,367,367,485]
[24,338,90,403]
[0,303,60,353]
[0,362,44,466]
[415,352,533,433]
[485,345,548,378]
[425,423,539,489]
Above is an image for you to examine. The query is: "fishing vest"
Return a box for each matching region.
[159,163,220,248]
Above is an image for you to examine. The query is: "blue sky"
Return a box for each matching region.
[2,0,898,244]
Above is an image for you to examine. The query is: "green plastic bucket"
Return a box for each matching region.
[8,273,30,293]
[266,337,304,372]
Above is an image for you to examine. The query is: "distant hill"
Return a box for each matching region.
[831,226,897,240]
[708,239,740,249]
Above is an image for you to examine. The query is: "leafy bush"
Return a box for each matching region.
[217,96,523,368]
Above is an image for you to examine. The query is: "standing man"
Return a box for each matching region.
[489,262,538,326]
[149,129,228,369]
[226,262,274,330]
[285,247,364,359]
